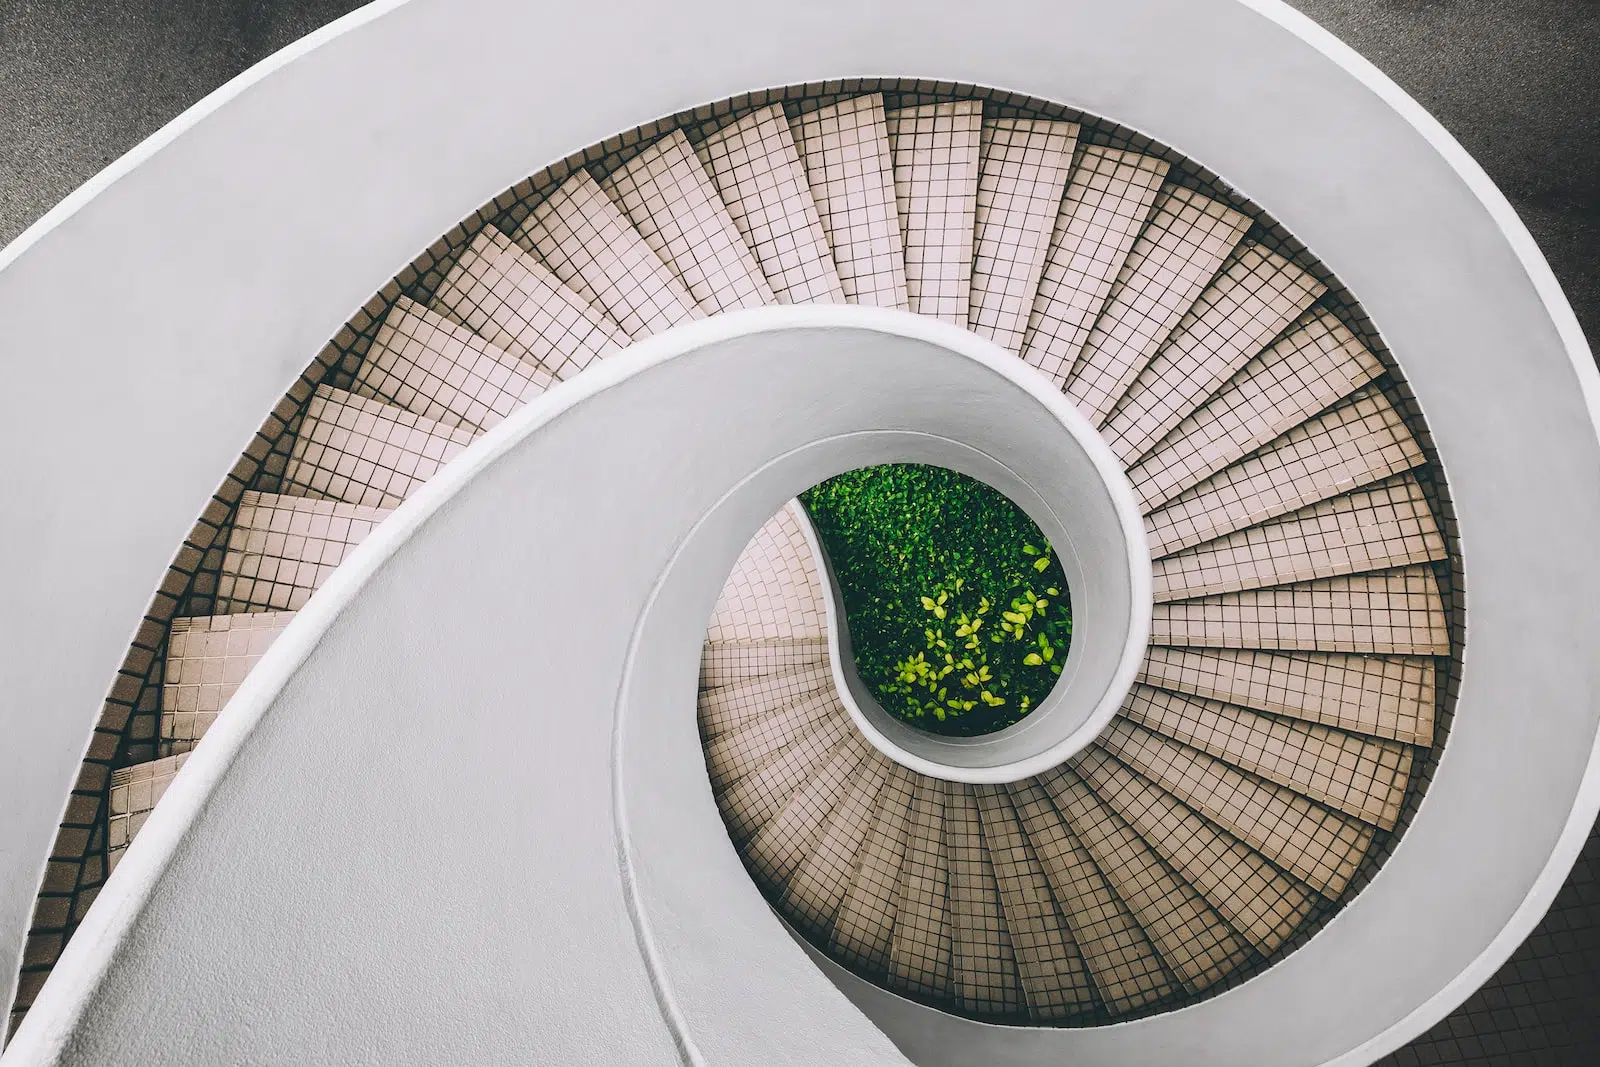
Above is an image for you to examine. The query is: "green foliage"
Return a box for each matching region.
[800,464,1073,737]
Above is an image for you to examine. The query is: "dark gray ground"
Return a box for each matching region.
[1,1,1596,1062]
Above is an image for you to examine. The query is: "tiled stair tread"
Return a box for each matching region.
[432,229,628,381]
[1150,473,1447,602]
[967,116,1080,353]
[1145,387,1426,557]
[696,663,834,737]
[783,750,894,935]
[1006,778,1179,1013]
[716,711,854,845]
[1020,146,1170,387]
[1065,186,1252,425]
[703,689,841,792]
[514,171,700,340]
[1150,565,1450,655]
[216,492,391,614]
[1130,307,1386,512]
[706,505,827,642]
[1118,684,1413,828]
[1044,767,1252,994]
[107,753,192,867]
[1094,721,1373,896]
[1072,745,1315,953]
[698,637,829,688]
[886,100,983,324]
[1137,646,1437,745]
[1101,245,1328,463]
[945,785,1025,1015]
[887,779,956,999]
[354,296,551,434]
[162,610,294,753]
[283,386,476,510]
[830,764,918,973]
[790,94,909,309]
[971,784,1098,1019]
[745,734,872,886]
[697,103,846,305]
[602,129,776,315]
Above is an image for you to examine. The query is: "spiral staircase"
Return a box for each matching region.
[1,1,1596,1064]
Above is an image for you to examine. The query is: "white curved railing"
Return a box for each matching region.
[1,0,1597,1063]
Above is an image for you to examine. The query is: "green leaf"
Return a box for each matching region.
[1033,556,1051,572]
[1022,544,1039,555]
[1024,652,1044,666]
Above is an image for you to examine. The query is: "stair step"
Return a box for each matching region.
[1094,721,1373,896]
[1044,766,1252,995]
[971,784,1099,1020]
[1145,386,1425,557]
[1150,565,1450,655]
[790,94,908,309]
[1129,307,1386,512]
[967,117,1079,353]
[783,750,894,936]
[283,386,476,509]
[829,763,918,974]
[703,689,837,792]
[433,229,627,380]
[1151,473,1447,601]
[602,129,775,315]
[1020,146,1170,387]
[1065,186,1251,424]
[697,662,833,737]
[514,171,699,340]
[1118,684,1413,828]
[697,103,845,305]
[1072,745,1316,954]
[1137,646,1437,745]
[1006,778,1179,1014]
[745,733,872,885]
[352,297,551,434]
[717,707,854,845]
[886,779,955,999]
[106,753,191,870]
[706,505,825,642]
[1101,247,1327,462]
[698,637,828,688]
[944,785,1025,1016]
[161,611,294,754]
[886,101,982,324]
[216,492,390,613]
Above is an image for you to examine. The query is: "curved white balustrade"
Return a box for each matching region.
[1,0,1598,1063]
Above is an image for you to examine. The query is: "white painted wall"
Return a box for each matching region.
[0,0,1596,1062]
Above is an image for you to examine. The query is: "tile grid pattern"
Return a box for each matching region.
[15,81,1470,1044]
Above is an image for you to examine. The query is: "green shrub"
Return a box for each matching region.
[800,464,1073,737]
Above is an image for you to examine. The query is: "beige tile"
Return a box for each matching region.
[1065,186,1251,425]
[1129,308,1386,512]
[1020,147,1170,386]
[432,229,628,380]
[283,386,476,510]
[1137,645,1437,745]
[944,785,1024,1015]
[514,171,700,340]
[161,611,294,754]
[1101,245,1327,463]
[697,103,845,305]
[791,94,908,309]
[968,117,1079,352]
[1145,387,1425,556]
[603,129,776,314]
[886,101,982,324]
[887,778,955,999]
[353,297,552,434]
[1151,474,1447,601]
[1043,766,1251,994]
